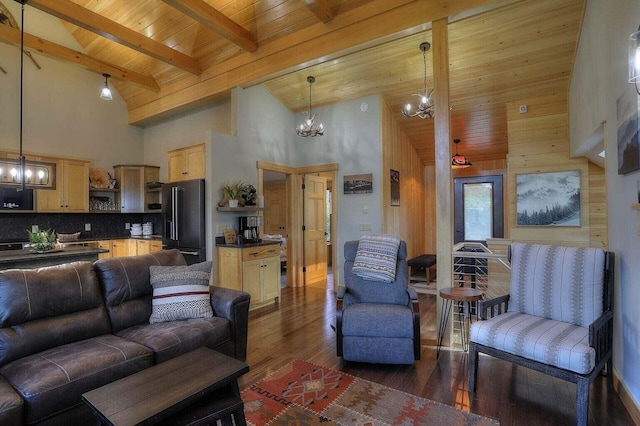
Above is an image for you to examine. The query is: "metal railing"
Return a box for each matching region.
[448,242,511,347]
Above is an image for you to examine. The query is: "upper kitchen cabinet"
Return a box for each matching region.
[113,165,160,213]
[37,159,89,212]
[168,143,205,182]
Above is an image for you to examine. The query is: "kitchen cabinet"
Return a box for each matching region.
[97,240,112,259]
[134,239,162,255]
[167,143,205,182]
[111,239,132,258]
[84,240,113,259]
[217,244,280,310]
[36,159,89,212]
[113,165,160,213]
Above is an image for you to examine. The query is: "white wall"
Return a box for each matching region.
[0,4,142,168]
[569,0,640,408]
[293,95,383,284]
[0,43,143,168]
[154,85,386,286]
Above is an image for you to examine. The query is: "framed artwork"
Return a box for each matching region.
[343,173,373,194]
[616,88,640,174]
[516,170,581,226]
[390,169,400,206]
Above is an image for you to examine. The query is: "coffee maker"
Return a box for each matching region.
[239,216,261,243]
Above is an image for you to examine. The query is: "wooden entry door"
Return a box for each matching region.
[303,174,327,286]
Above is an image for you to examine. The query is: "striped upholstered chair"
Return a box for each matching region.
[468,243,614,426]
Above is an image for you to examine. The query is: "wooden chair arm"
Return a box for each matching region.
[477,294,510,320]
[589,310,613,363]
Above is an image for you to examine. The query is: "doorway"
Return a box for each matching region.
[258,162,338,290]
[303,173,333,289]
[453,175,504,244]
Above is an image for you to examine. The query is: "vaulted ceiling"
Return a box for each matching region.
[0,0,585,165]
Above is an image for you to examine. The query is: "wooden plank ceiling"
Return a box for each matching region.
[0,0,585,165]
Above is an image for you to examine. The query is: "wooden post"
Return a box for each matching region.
[432,18,453,342]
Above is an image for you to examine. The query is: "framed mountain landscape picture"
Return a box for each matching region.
[516,170,581,226]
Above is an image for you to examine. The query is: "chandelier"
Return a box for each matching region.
[402,42,434,119]
[451,139,472,169]
[297,76,324,137]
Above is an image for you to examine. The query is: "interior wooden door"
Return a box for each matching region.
[264,182,286,235]
[303,174,327,286]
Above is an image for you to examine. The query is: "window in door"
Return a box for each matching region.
[453,175,504,244]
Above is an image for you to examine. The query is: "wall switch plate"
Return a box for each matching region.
[216,225,225,234]
[31,225,39,233]
[84,223,91,232]
[359,223,372,231]
[125,223,131,230]
[363,204,368,214]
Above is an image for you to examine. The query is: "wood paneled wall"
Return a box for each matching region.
[381,98,426,258]
[506,93,607,249]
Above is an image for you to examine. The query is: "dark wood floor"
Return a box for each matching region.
[237,285,635,426]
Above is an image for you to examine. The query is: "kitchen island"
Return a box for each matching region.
[0,246,109,271]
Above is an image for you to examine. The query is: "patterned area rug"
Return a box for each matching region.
[241,360,499,425]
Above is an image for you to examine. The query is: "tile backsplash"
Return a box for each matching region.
[0,213,162,242]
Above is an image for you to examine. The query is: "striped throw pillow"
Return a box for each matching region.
[351,234,401,282]
[149,261,213,324]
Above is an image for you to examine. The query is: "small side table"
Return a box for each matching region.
[437,287,483,358]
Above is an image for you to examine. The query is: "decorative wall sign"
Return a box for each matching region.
[343,174,373,194]
[616,88,640,174]
[390,169,400,206]
[516,170,581,226]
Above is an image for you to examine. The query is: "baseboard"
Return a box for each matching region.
[613,367,640,425]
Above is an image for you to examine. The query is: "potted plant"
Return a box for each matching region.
[27,228,57,252]
[223,181,245,208]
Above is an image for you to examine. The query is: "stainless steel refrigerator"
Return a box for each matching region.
[162,179,206,264]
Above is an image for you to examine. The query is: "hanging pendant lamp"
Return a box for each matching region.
[296,76,324,137]
[100,73,113,100]
[0,0,56,190]
[402,42,434,119]
[451,139,472,169]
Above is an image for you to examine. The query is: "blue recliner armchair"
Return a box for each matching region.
[336,239,420,364]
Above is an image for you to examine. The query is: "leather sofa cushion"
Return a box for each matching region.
[117,316,231,364]
[93,249,187,333]
[0,334,153,425]
[0,374,22,425]
[0,262,111,367]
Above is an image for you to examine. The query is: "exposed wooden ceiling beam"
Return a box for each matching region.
[0,23,160,92]
[303,0,334,23]
[162,0,257,52]
[27,0,201,75]
[128,0,498,124]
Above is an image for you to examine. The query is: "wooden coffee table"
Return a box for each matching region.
[82,347,249,426]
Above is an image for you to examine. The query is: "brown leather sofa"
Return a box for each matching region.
[0,250,250,425]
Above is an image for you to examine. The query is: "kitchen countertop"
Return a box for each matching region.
[0,235,163,247]
[0,246,109,270]
[215,240,281,248]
